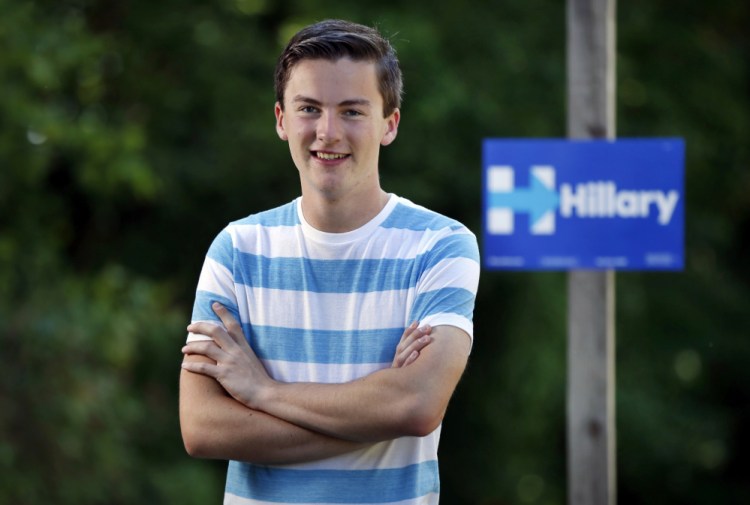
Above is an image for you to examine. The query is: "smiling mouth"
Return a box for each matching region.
[314,151,350,160]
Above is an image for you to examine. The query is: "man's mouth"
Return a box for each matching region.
[314,151,349,160]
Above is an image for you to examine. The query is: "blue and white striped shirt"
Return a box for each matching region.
[189,195,480,505]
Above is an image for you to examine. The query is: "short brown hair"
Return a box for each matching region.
[274,19,403,117]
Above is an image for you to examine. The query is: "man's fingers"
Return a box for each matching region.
[402,350,420,367]
[402,323,432,350]
[182,341,226,362]
[402,334,432,360]
[212,303,245,344]
[187,320,235,349]
[395,321,429,353]
[392,322,432,367]
[392,324,433,368]
[395,321,419,354]
[181,358,220,378]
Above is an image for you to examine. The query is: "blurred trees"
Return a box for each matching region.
[0,0,748,503]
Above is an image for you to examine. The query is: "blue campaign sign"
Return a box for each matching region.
[482,138,685,270]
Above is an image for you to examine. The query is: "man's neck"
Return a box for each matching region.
[300,189,390,233]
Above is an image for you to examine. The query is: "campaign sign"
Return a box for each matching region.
[482,138,685,270]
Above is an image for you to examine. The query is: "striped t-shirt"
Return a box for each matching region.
[189,194,480,505]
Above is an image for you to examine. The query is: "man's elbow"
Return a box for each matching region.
[181,421,212,459]
[406,416,443,438]
[180,407,226,459]
[398,400,446,438]
[180,363,225,459]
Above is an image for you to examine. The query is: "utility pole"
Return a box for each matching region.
[566,1,617,505]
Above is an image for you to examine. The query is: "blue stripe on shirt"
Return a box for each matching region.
[424,233,481,264]
[246,325,402,364]
[231,254,420,293]
[226,460,439,503]
[190,300,403,364]
[203,202,301,269]
[191,290,240,323]
[409,287,475,323]
[208,245,477,294]
[205,229,234,269]
[381,202,464,232]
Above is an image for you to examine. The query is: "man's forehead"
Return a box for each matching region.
[284,58,381,101]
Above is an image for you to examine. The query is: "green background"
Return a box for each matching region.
[1,0,748,503]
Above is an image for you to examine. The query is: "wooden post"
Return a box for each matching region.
[566,1,617,505]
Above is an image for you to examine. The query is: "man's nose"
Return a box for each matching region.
[317,112,341,144]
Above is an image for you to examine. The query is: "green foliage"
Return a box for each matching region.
[0,267,223,503]
[1,0,748,503]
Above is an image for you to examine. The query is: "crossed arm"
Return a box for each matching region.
[179,303,471,464]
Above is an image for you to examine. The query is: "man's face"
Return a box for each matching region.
[275,58,400,202]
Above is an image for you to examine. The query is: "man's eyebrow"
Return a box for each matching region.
[339,98,372,108]
[291,95,372,108]
[291,95,322,106]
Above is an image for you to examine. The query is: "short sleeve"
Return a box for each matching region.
[187,228,240,343]
[408,229,480,340]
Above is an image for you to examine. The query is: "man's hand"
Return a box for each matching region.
[392,321,432,368]
[182,303,274,409]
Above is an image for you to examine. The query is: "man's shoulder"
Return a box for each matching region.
[383,196,478,262]
[207,200,299,253]
[385,196,474,235]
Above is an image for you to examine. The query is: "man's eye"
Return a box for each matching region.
[344,110,363,117]
[300,106,319,113]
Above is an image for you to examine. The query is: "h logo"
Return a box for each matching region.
[487,165,560,235]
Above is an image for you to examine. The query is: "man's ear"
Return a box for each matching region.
[274,102,288,141]
[380,108,400,146]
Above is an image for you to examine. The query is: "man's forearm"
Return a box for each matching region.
[258,368,431,442]
[252,325,470,443]
[179,357,367,465]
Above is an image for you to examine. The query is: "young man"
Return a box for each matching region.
[180,19,480,505]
